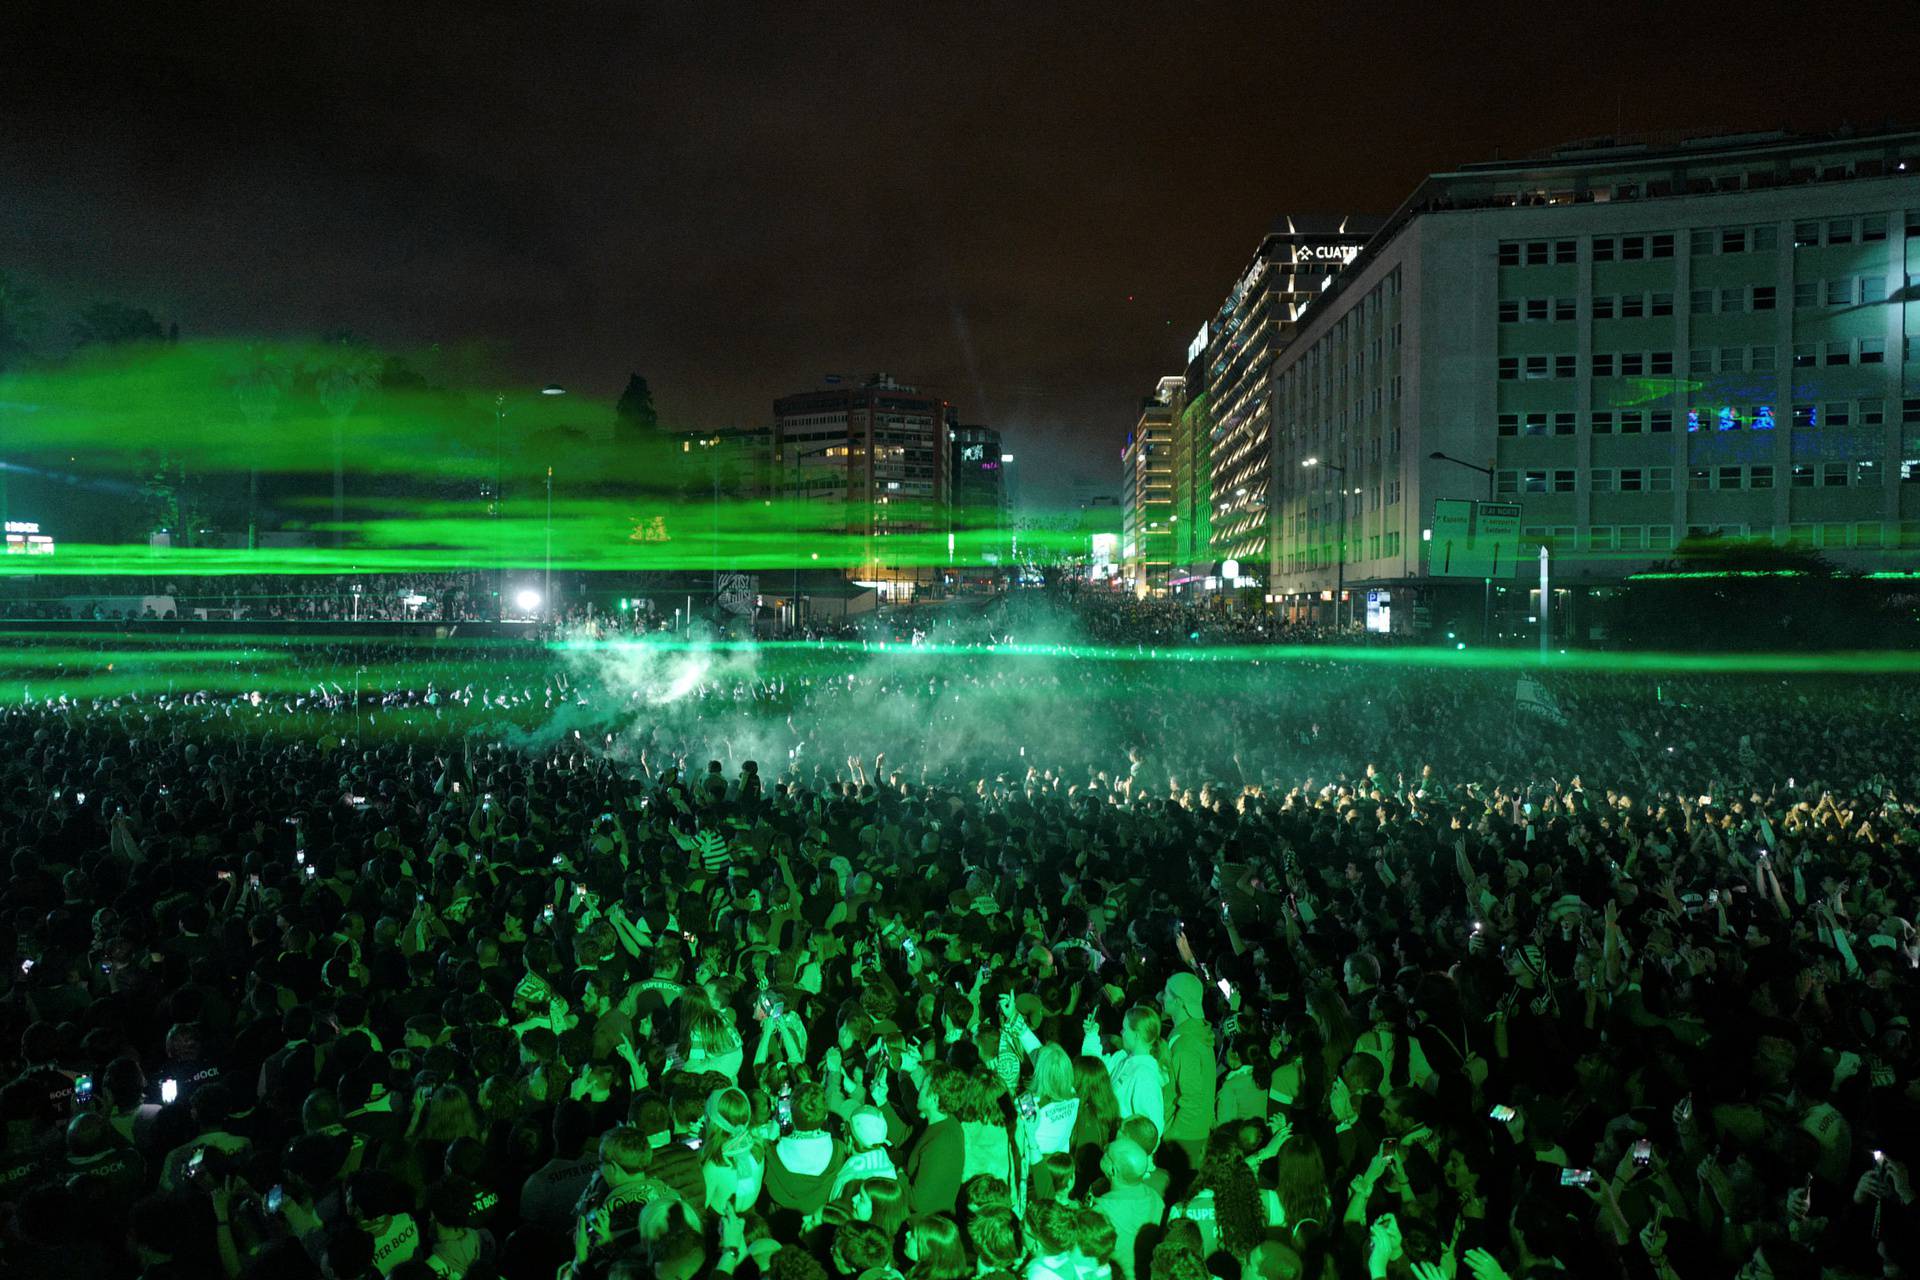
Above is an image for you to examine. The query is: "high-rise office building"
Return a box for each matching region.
[1170,324,1214,588]
[772,375,952,598]
[950,424,1009,569]
[1122,378,1180,596]
[1253,126,1920,633]
[1204,216,1380,594]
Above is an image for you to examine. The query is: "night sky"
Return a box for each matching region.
[3,1,1914,503]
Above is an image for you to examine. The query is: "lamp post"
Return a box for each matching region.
[493,384,566,615]
[1429,451,1496,644]
[1301,457,1348,632]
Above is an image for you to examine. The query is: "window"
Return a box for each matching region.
[1690,349,1714,375]
[1826,278,1854,307]
[1719,347,1744,372]
[1524,355,1550,379]
[1860,399,1885,425]
[1822,463,1848,487]
[1588,526,1615,551]
[1825,342,1852,366]
[1618,526,1646,551]
[1498,242,1521,267]
[1862,214,1887,242]
[1651,410,1673,433]
[1855,460,1880,486]
[1861,338,1887,364]
[1721,227,1747,253]
[1649,467,1673,492]
[1825,401,1850,427]
[1555,240,1577,263]
[1555,354,1577,378]
[1498,413,1520,437]
[1689,466,1710,490]
[1793,220,1820,248]
[1650,291,1673,316]
[1857,521,1883,548]
[1718,288,1744,314]
[1526,241,1549,266]
[1525,297,1549,322]
[1593,237,1614,262]
[1554,297,1577,321]
[1753,404,1778,430]
[1690,228,1715,256]
[1751,285,1775,310]
[1498,357,1519,380]
[1792,464,1814,488]
[1621,293,1645,319]
[1861,275,1887,303]
[1651,233,1674,258]
[1496,470,1519,496]
[1822,521,1848,546]
[1523,411,1548,436]
[1523,470,1548,494]
[1620,468,1646,492]
[1750,465,1774,489]
[1752,225,1778,251]
[1593,353,1615,376]
[1751,346,1776,371]
[1792,403,1816,428]
[1591,411,1613,434]
[1794,281,1819,308]
[1553,469,1576,493]
[1792,345,1816,368]
[1620,235,1645,260]
[1688,289,1711,316]
[1591,468,1615,493]
[1554,411,1576,435]
[1620,352,1645,376]
[1717,465,1743,490]
[1619,411,1644,434]
[1498,300,1519,323]
[1651,351,1673,375]
[1827,218,1854,245]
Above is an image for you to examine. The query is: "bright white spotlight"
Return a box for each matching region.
[515,588,542,612]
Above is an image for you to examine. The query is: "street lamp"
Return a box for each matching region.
[1301,456,1348,632]
[1429,451,1496,643]
[493,384,566,616]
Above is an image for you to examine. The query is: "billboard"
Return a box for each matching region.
[1430,500,1522,579]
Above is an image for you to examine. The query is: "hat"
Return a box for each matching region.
[849,1107,890,1148]
[1163,971,1206,1014]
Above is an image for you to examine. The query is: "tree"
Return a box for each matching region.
[0,272,46,373]
[615,373,659,440]
[70,301,167,348]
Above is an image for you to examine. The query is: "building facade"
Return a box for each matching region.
[1204,216,1379,594]
[1169,325,1215,588]
[1121,378,1180,596]
[1252,127,1920,633]
[950,424,1009,571]
[772,375,952,597]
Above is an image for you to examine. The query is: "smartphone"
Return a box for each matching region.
[217,870,233,882]
[452,782,462,794]
[1489,1104,1517,1123]
[761,993,785,1020]
[1560,1168,1595,1187]
[19,958,33,975]
[543,905,556,924]
[160,1078,179,1104]
[1016,1093,1039,1121]
[99,961,112,975]
[305,865,318,878]
[1632,1139,1653,1167]
[186,1146,206,1179]
[266,1185,285,1214]
[776,1089,793,1133]
[901,937,917,959]
[74,1075,94,1104]
[1216,977,1233,999]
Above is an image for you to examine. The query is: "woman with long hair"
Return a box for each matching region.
[676,985,745,1082]
[1068,1055,1120,1197]
[700,1086,766,1213]
[855,1176,910,1244]
[1168,1122,1268,1263]
[903,1213,971,1280]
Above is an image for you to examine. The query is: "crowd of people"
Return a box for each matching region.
[1,615,1917,1280]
